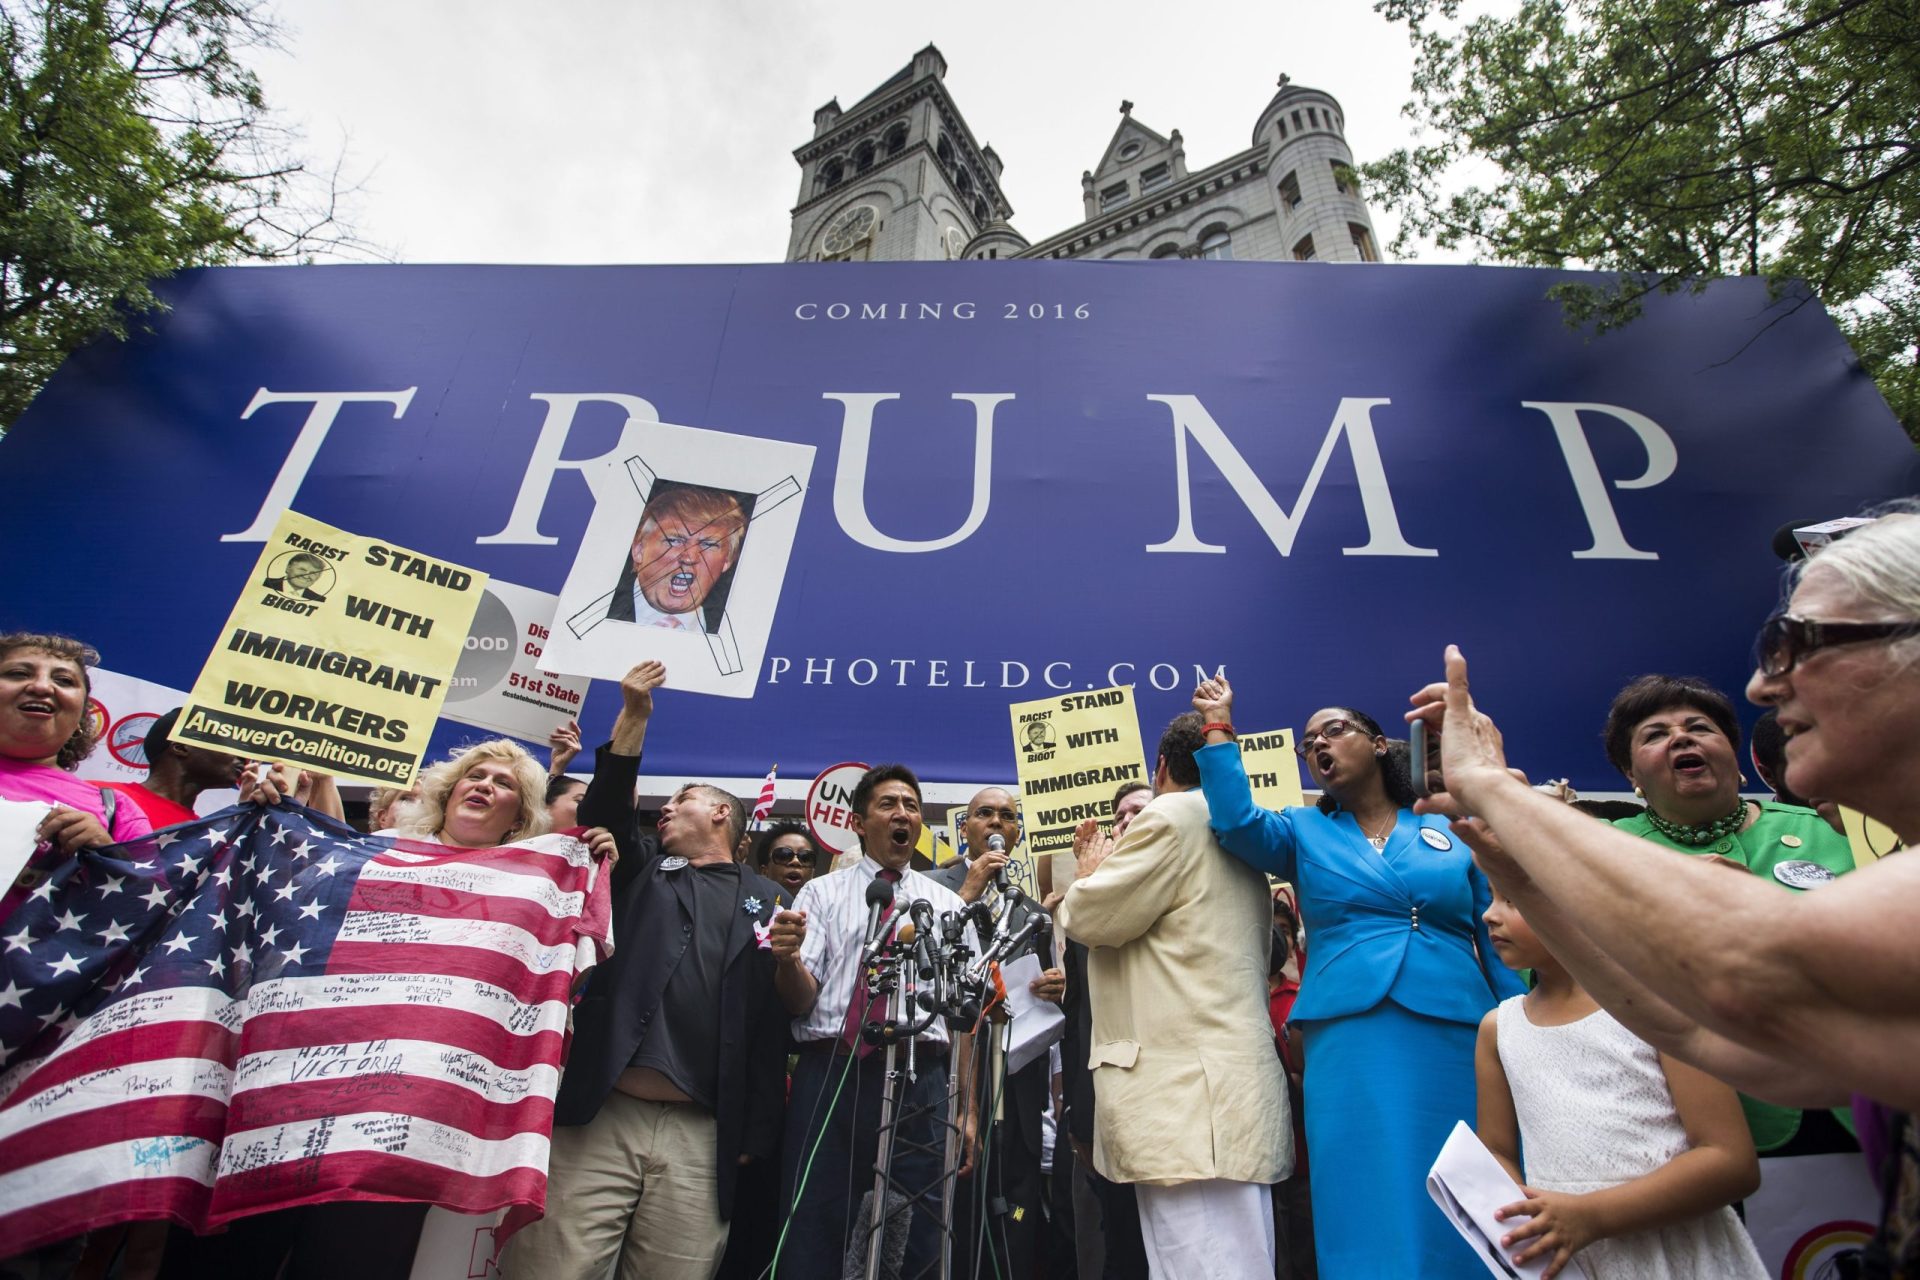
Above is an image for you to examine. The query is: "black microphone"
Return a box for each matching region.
[987,832,1009,893]
[910,901,937,979]
[1772,518,1814,563]
[860,876,896,959]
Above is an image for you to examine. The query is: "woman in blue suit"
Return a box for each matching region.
[1192,676,1523,1278]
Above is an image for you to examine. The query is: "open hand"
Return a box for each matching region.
[621,661,667,719]
[548,719,582,775]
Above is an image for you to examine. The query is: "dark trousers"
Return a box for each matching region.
[158,1201,429,1280]
[780,1049,953,1280]
[1091,1166,1148,1280]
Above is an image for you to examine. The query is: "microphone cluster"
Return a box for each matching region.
[855,866,1051,1050]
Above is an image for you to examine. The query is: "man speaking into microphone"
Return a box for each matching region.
[768,764,978,1278]
[930,787,1066,1280]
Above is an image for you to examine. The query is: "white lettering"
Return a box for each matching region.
[222,389,418,542]
[827,392,1014,552]
[1002,660,1030,689]
[848,659,878,686]
[804,658,835,685]
[767,657,790,684]
[1522,402,1675,560]
[475,393,659,546]
[1144,395,1437,557]
[1149,663,1180,691]
[1043,661,1072,690]
[1107,662,1136,685]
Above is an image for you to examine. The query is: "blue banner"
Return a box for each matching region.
[3,262,1913,790]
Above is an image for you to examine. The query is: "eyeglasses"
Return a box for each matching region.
[970,806,1018,823]
[1294,718,1363,757]
[1754,612,1920,677]
[770,848,816,866]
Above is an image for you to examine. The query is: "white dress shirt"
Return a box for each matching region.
[629,582,714,633]
[790,853,973,1048]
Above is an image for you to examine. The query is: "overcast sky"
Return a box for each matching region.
[257,1,1470,266]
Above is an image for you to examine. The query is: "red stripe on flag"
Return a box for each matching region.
[0,1177,214,1257]
[1,1019,238,1110]
[325,942,579,1006]
[345,877,590,949]
[226,1076,555,1142]
[206,1149,547,1225]
[0,1093,229,1170]
[240,1003,564,1072]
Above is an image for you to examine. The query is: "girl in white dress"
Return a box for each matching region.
[1475,883,1769,1279]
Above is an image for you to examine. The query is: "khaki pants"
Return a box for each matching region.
[501,1093,729,1280]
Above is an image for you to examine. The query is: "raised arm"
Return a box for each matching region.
[1412,645,1920,1113]
[1192,675,1300,879]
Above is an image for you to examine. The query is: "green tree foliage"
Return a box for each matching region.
[1,0,346,427]
[1365,0,1920,441]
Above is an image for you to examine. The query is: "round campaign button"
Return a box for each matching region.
[1772,860,1835,890]
[659,856,689,872]
[1779,834,1803,848]
[1419,828,1452,851]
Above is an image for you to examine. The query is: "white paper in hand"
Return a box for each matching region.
[0,797,53,896]
[1427,1120,1588,1280]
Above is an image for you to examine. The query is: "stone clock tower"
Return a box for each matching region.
[785,45,1012,263]
[790,53,1383,266]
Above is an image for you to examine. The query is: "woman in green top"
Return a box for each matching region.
[1600,672,1856,1154]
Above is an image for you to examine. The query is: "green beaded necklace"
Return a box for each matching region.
[1645,800,1750,846]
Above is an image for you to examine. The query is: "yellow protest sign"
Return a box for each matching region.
[1237,727,1306,812]
[1010,685,1148,858]
[174,510,487,787]
[1840,805,1904,867]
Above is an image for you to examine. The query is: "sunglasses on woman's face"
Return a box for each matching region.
[1754,612,1920,676]
[770,848,816,866]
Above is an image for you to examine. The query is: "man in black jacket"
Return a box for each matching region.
[500,661,787,1280]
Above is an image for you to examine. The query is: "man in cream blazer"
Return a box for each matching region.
[1056,712,1292,1280]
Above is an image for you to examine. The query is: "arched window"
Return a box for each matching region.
[854,141,876,173]
[954,166,974,196]
[819,158,844,189]
[973,197,989,223]
[885,123,908,156]
[1199,229,1233,260]
[936,135,955,166]
[1150,243,1182,259]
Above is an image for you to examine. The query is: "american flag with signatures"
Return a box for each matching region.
[0,803,611,1254]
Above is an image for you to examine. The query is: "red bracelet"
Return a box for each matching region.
[1202,721,1236,738]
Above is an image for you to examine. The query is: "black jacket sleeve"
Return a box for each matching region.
[577,742,654,900]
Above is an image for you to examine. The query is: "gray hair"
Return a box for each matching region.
[1793,500,1920,665]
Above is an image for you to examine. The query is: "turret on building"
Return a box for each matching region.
[788,56,1381,265]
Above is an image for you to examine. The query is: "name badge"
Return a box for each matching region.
[659,855,689,872]
[1419,828,1452,851]
[1772,860,1834,890]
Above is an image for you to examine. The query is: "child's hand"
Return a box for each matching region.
[1495,1186,1600,1278]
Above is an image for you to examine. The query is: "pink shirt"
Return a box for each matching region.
[1,755,155,922]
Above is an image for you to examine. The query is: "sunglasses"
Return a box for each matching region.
[1754,612,1920,677]
[1294,718,1364,758]
[769,848,817,866]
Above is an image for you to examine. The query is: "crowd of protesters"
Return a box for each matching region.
[1,503,1917,1280]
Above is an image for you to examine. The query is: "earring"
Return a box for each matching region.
[1633,785,1644,800]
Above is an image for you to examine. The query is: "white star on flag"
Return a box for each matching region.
[52,909,83,932]
[2,928,33,954]
[47,953,83,977]
[163,933,198,955]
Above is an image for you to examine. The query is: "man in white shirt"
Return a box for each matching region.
[768,764,978,1279]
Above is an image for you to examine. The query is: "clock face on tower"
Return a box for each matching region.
[943,226,968,259]
[821,205,877,256]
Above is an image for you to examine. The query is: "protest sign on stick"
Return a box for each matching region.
[1009,686,1148,867]
[540,421,815,699]
[173,510,486,787]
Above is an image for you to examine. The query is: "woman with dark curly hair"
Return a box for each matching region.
[1599,673,1857,1157]
[1190,676,1523,1279]
[0,632,152,925]
[751,819,823,904]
